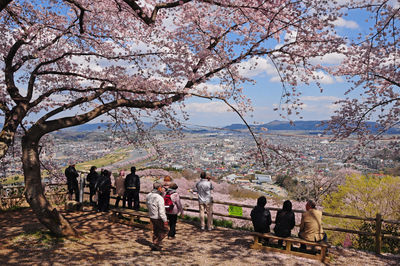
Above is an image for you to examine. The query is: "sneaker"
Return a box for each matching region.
[201,227,205,231]
[208,226,214,231]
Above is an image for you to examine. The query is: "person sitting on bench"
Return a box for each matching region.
[298,200,327,249]
[251,196,272,245]
[274,200,295,246]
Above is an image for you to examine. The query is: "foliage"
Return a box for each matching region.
[323,174,400,219]
[357,222,400,254]
[275,174,298,190]
[322,174,400,248]
[227,184,264,200]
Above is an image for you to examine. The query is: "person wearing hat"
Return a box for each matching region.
[146,182,169,251]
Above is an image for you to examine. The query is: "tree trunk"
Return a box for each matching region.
[22,135,78,237]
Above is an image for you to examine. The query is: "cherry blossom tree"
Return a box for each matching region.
[326,1,399,145]
[0,0,345,235]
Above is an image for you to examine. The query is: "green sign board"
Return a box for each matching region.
[228,205,243,217]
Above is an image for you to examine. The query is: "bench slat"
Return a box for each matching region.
[251,232,328,262]
[252,232,329,247]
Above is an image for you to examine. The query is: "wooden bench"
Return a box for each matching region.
[109,208,152,230]
[250,232,329,262]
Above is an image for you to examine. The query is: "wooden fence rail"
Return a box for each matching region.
[1,184,399,254]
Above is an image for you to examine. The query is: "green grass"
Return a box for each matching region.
[76,152,129,171]
[12,230,65,250]
[180,215,233,228]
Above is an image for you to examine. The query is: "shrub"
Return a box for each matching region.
[323,174,400,251]
[358,222,400,254]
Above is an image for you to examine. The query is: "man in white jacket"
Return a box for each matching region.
[146,182,169,251]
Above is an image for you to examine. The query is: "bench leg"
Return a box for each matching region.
[286,241,292,251]
[320,247,327,261]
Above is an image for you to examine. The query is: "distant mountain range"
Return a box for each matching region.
[30,120,400,134]
[223,120,400,134]
[223,120,327,131]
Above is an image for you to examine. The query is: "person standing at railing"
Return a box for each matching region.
[65,163,79,202]
[125,166,140,210]
[86,166,99,205]
[114,170,126,208]
[193,171,214,231]
[96,169,112,212]
[298,200,327,249]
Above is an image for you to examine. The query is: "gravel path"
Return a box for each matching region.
[0,208,399,265]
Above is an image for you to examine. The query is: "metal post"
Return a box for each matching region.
[79,173,85,203]
[375,213,382,254]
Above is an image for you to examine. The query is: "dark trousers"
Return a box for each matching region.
[98,191,110,212]
[68,181,79,202]
[115,192,127,208]
[150,219,168,246]
[167,214,178,237]
[300,233,328,249]
[126,189,140,210]
[89,185,96,203]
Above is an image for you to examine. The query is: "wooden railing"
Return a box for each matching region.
[151,193,400,255]
[1,184,399,254]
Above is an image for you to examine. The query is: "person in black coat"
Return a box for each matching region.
[124,166,140,210]
[65,164,79,201]
[274,200,296,246]
[96,169,112,212]
[251,196,272,233]
[86,166,99,205]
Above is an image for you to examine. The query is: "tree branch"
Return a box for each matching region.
[64,0,88,34]
[0,0,12,12]
[31,93,185,138]
[122,0,192,25]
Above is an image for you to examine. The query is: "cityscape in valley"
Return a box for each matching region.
[2,122,399,198]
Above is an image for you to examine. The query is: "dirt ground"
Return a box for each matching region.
[0,208,399,266]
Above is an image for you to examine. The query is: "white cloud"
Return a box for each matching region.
[184,101,231,113]
[270,76,281,83]
[313,71,336,84]
[310,52,346,65]
[333,17,359,29]
[301,102,339,112]
[300,95,341,114]
[238,57,277,78]
[301,96,340,102]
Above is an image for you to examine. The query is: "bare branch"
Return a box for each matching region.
[0,0,12,12]
[32,92,185,137]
